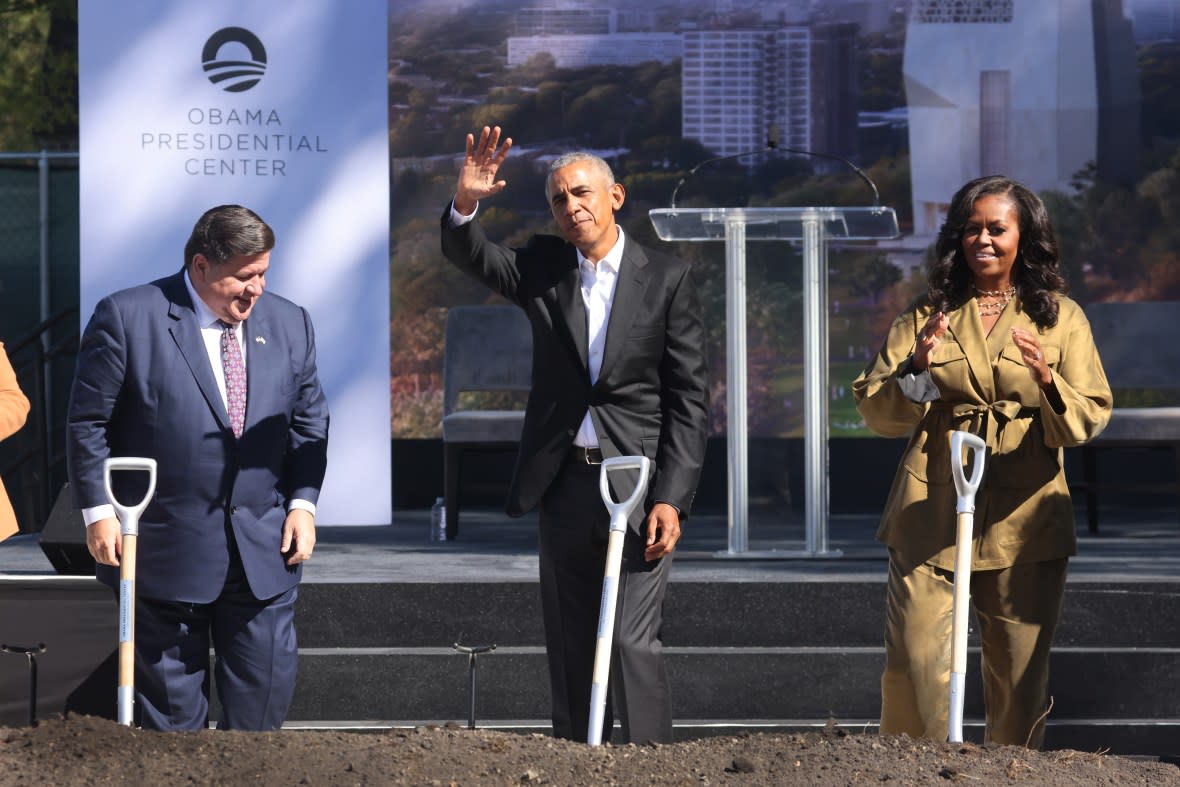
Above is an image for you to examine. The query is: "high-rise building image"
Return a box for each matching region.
[683,30,802,160]
[682,24,858,165]
[904,0,1138,236]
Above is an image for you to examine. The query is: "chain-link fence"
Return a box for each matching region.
[0,151,81,535]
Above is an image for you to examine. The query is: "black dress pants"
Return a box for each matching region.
[538,458,673,744]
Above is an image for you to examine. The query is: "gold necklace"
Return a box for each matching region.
[973,284,1015,317]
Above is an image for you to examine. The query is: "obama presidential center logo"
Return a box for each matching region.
[202,27,267,93]
[134,24,328,177]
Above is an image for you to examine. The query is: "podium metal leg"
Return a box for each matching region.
[713,212,841,559]
[722,217,749,555]
[648,205,898,560]
[801,214,841,558]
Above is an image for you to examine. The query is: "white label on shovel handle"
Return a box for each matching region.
[119,579,133,643]
[597,576,617,635]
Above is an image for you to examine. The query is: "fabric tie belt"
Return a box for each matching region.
[930,400,1036,448]
[567,445,603,465]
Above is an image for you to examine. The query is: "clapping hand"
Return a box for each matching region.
[1011,327,1053,388]
[911,312,948,372]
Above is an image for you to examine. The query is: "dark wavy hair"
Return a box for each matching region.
[183,204,274,270]
[928,175,1066,330]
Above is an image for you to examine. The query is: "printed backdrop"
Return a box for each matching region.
[78,1,390,524]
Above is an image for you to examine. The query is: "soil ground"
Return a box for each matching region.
[1,715,1176,786]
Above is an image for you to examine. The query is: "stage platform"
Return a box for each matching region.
[312,505,1180,583]
[2,505,1179,758]
[5,500,1180,581]
[8,504,1172,581]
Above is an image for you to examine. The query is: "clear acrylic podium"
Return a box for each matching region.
[649,207,900,557]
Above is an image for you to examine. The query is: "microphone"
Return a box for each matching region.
[669,126,882,208]
[669,130,779,209]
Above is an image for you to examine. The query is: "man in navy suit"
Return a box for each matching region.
[441,127,709,743]
[67,204,329,731]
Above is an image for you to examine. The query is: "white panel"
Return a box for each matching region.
[78,1,391,525]
[905,0,1099,220]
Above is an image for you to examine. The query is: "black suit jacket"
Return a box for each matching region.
[441,208,709,526]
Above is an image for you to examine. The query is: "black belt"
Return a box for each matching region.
[567,445,603,465]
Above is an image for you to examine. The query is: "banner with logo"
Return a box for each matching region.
[78,2,390,525]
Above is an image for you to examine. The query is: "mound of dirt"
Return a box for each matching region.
[1,714,1176,786]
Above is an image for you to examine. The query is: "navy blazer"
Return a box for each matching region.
[67,271,329,603]
[441,209,709,528]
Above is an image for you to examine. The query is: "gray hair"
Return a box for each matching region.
[546,151,616,195]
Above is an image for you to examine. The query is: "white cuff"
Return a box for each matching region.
[449,198,477,226]
[288,498,317,517]
[82,504,116,527]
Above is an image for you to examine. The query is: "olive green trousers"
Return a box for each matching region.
[879,551,1068,748]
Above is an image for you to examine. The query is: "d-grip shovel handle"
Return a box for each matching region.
[587,455,651,745]
[103,456,156,728]
[950,432,986,514]
[598,456,652,531]
[103,457,158,536]
[948,431,985,744]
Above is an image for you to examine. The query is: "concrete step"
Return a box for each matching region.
[281,646,1180,724]
[295,581,1180,648]
[4,570,1178,758]
[281,579,1180,758]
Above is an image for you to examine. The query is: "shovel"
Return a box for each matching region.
[587,455,651,746]
[103,457,158,727]
[948,431,986,743]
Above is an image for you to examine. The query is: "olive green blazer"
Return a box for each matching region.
[853,295,1112,570]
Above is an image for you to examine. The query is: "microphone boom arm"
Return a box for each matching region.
[669,138,881,209]
[775,145,881,208]
[670,147,775,209]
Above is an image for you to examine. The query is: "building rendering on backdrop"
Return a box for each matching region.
[506,3,861,166]
[681,23,859,165]
[513,3,616,34]
[904,0,1139,236]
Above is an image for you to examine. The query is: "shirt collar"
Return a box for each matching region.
[183,269,226,330]
[577,225,625,275]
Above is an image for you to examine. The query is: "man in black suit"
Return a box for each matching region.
[441,126,709,743]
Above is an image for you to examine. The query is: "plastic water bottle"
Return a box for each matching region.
[430,497,447,542]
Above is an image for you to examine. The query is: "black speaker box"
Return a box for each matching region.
[38,483,95,576]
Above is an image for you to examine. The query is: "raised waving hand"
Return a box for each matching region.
[454,126,513,215]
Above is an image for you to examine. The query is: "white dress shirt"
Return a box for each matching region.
[572,227,625,448]
[450,199,624,448]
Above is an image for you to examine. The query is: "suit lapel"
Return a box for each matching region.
[164,273,231,432]
[949,297,995,402]
[242,301,270,432]
[597,240,649,385]
[555,249,590,371]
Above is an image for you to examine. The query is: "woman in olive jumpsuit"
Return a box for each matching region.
[853,175,1112,747]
